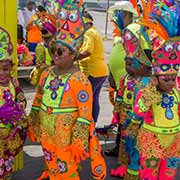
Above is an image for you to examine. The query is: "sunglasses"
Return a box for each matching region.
[160,64,179,72]
[50,47,63,56]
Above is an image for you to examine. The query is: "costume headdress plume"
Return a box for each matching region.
[0,27,13,61]
[135,0,180,75]
[109,1,152,66]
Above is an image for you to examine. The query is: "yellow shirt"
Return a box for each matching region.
[79,27,108,77]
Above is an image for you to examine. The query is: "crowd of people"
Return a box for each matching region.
[0,0,180,180]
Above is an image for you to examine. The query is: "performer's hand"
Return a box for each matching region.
[150,76,158,87]
[64,142,89,163]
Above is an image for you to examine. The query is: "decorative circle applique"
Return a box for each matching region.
[161,93,174,120]
[43,148,52,162]
[60,34,66,40]
[127,80,135,91]
[46,77,65,100]
[126,93,132,99]
[94,165,103,174]
[78,90,89,102]
[57,159,68,174]
[145,157,159,169]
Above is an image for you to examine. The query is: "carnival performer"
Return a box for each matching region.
[105,0,137,157]
[30,10,57,86]
[26,5,46,63]
[109,5,153,179]
[134,1,180,179]
[0,26,27,180]
[28,1,106,180]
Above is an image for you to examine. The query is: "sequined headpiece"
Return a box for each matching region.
[134,0,180,75]
[51,0,86,52]
[0,26,13,61]
[121,23,152,66]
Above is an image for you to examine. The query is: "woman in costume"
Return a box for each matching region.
[134,1,180,179]
[0,26,27,180]
[29,1,106,180]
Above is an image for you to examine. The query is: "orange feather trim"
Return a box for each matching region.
[138,18,169,40]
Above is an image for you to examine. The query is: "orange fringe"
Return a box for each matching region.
[130,0,141,16]
[78,0,83,8]
[138,19,169,40]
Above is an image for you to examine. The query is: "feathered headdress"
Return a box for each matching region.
[136,0,180,75]
[108,1,152,66]
[0,27,13,61]
[108,1,138,36]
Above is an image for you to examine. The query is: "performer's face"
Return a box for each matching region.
[157,74,176,93]
[51,43,74,68]
[125,57,139,75]
[0,60,13,85]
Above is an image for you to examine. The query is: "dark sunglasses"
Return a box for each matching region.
[50,47,63,56]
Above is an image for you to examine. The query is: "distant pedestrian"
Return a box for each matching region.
[23,1,35,28]
[78,13,108,123]
[26,5,46,61]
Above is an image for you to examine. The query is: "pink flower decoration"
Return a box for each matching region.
[110,165,127,177]
[56,0,65,5]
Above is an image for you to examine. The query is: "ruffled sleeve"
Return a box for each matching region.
[70,72,93,149]
[134,82,162,116]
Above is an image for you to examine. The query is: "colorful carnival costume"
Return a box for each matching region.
[133,1,180,179]
[110,12,152,179]
[105,1,139,157]
[17,44,34,66]
[30,9,57,86]
[29,1,106,180]
[0,27,27,180]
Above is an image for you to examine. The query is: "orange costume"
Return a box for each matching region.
[29,68,106,179]
[28,1,106,179]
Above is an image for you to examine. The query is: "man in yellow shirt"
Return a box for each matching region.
[78,13,108,123]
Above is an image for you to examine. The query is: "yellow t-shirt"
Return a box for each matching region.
[79,27,108,77]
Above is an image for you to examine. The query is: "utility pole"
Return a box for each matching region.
[104,0,110,40]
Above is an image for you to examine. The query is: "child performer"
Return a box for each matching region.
[28,1,106,180]
[110,19,152,179]
[134,1,180,179]
[105,0,137,157]
[0,26,27,180]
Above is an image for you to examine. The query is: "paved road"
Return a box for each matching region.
[12,140,122,180]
